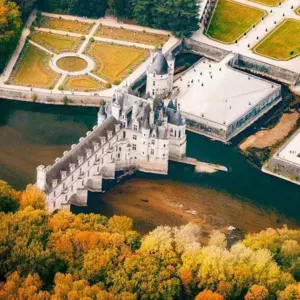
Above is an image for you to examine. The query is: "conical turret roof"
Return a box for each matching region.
[149,49,169,75]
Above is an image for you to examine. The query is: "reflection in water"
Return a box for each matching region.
[0,99,299,223]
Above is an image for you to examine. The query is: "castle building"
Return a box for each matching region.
[36,84,186,212]
[146,48,175,99]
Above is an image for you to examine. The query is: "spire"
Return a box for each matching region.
[149,48,169,75]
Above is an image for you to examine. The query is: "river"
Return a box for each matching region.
[0,98,299,224]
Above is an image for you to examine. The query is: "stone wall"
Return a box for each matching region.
[0,87,111,107]
[229,54,299,85]
[183,39,231,62]
[265,157,300,183]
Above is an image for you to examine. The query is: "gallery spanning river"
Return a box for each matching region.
[0,99,299,223]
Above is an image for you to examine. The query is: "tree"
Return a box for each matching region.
[132,0,199,37]
[0,0,22,75]
[245,285,269,300]
[108,0,133,18]
[20,184,47,210]
[11,0,38,20]
[0,180,20,213]
[0,272,50,299]
[195,290,224,300]
[278,283,300,300]
[208,230,227,248]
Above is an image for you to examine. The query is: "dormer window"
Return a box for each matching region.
[107,131,113,139]
[115,124,121,132]
[93,142,99,151]
[60,170,67,180]
[52,179,58,189]
[86,148,92,158]
[78,156,84,165]
[69,163,76,173]
[100,136,106,145]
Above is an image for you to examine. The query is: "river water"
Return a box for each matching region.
[0,99,299,223]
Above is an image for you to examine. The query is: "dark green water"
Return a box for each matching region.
[0,99,299,222]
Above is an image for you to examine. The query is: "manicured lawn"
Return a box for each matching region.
[249,0,281,7]
[86,42,149,84]
[63,75,106,91]
[39,16,93,34]
[253,19,300,60]
[10,44,58,88]
[94,25,169,46]
[30,31,82,54]
[206,0,266,43]
[57,57,87,72]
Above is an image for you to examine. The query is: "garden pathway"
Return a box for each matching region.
[193,0,300,73]
[29,40,55,55]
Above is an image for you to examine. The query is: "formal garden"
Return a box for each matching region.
[85,41,149,84]
[8,43,59,89]
[37,16,93,34]
[94,24,169,46]
[61,75,107,92]
[56,57,88,72]
[30,31,83,54]
[206,0,266,43]
[252,19,300,60]
[249,0,282,7]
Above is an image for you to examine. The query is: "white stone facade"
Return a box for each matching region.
[37,85,186,212]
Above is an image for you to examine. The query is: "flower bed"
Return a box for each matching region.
[61,75,107,92]
[30,31,83,54]
[39,16,93,34]
[85,41,149,84]
[94,24,169,46]
[8,43,60,89]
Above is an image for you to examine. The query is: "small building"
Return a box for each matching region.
[174,55,282,142]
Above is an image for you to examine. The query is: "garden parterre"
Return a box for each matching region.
[62,75,107,92]
[94,24,169,46]
[9,43,59,88]
[85,41,149,84]
[38,16,93,34]
[206,0,266,43]
[30,31,83,54]
[252,19,300,60]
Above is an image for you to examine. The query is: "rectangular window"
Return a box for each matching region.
[151,139,155,145]
[133,144,137,151]
[123,131,126,139]
[133,135,137,140]
[133,125,138,131]
[151,149,154,155]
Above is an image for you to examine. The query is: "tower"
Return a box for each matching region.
[97,104,107,126]
[146,49,175,99]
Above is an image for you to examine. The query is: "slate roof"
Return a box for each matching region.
[149,50,169,75]
[45,116,120,193]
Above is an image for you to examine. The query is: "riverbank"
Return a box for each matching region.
[75,178,297,241]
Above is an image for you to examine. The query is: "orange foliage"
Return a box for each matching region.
[195,290,224,300]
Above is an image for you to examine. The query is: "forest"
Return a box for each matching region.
[0,0,199,73]
[0,180,300,299]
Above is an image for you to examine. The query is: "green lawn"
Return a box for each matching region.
[253,19,300,60]
[206,0,266,43]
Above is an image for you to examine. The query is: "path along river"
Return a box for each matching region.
[0,99,299,226]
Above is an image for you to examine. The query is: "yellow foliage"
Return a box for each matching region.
[245,285,269,300]
[108,215,133,233]
[20,184,46,210]
[278,283,300,300]
[195,290,224,300]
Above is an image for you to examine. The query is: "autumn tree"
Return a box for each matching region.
[20,184,47,210]
[195,290,224,300]
[0,0,22,72]
[245,285,269,300]
[278,283,300,300]
[0,271,50,299]
[0,180,20,213]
